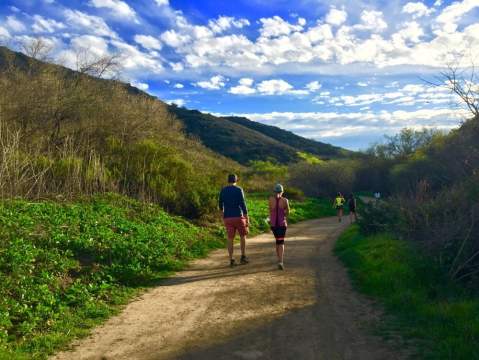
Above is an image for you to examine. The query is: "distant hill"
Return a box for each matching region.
[224,116,350,158]
[0,45,350,166]
[169,106,349,165]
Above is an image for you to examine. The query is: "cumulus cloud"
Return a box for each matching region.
[229,78,256,95]
[0,26,10,39]
[257,79,309,95]
[64,9,117,38]
[165,98,186,106]
[155,0,169,6]
[32,15,65,33]
[131,81,149,90]
[5,16,26,32]
[259,16,303,38]
[402,2,435,18]
[434,0,479,33]
[174,83,184,88]
[305,81,322,92]
[208,16,250,34]
[355,10,388,32]
[317,83,455,108]
[325,7,347,26]
[222,108,467,149]
[134,35,162,50]
[88,0,138,22]
[196,75,227,90]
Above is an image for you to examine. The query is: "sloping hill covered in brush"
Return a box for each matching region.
[169,106,349,165]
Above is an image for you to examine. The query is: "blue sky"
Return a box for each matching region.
[1,0,478,149]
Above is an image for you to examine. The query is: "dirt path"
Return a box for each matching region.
[52,218,404,360]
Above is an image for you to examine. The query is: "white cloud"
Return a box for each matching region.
[32,15,65,33]
[155,0,169,6]
[259,16,303,38]
[225,108,466,146]
[355,10,388,32]
[229,78,256,94]
[174,83,184,88]
[325,7,347,26]
[305,81,322,91]
[165,98,186,106]
[134,34,162,50]
[131,81,149,90]
[357,82,369,87]
[402,2,435,18]
[0,26,11,39]
[257,79,308,95]
[161,30,190,47]
[64,9,117,38]
[170,62,184,72]
[89,0,138,22]
[5,16,26,32]
[435,0,479,33]
[111,39,164,75]
[208,16,250,34]
[196,75,227,90]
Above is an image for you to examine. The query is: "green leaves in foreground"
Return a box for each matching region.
[335,226,479,359]
[0,193,221,359]
[0,193,326,359]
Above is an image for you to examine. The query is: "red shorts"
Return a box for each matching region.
[224,216,248,239]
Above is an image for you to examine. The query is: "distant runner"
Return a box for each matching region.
[269,184,290,270]
[333,192,346,222]
[219,174,249,267]
[347,193,358,224]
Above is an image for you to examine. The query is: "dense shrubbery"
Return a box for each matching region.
[0,47,238,218]
[288,159,359,197]
[357,119,479,285]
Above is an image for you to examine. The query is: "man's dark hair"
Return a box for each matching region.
[228,174,238,183]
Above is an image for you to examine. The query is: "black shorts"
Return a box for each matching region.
[336,205,344,210]
[271,226,287,245]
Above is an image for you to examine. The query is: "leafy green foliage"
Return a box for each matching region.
[0,194,222,358]
[0,193,328,358]
[335,226,479,359]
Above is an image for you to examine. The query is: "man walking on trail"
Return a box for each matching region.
[219,174,249,267]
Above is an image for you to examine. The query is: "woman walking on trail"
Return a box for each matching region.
[333,192,345,222]
[348,193,358,224]
[269,184,290,270]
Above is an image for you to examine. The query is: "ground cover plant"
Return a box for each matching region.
[335,225,479,359]
[0,192,330,359]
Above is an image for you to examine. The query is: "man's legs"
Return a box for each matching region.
[240,235,246,257]
[228,235,235,260]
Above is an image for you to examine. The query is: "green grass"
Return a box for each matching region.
[335,225,479,359]
[0,192,331,359]
[246,194,336,235]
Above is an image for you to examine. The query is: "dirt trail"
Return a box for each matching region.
[52,218,404,360]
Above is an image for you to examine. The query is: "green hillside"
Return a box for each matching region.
[225,116,349,158]
[169,106,350,165]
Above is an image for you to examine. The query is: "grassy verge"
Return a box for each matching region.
[0,193,331,359]
[247,195,336,235]
[335,225,479,359]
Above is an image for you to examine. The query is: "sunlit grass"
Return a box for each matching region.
[335,226,479,359]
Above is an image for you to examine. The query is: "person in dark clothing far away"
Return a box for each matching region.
[219,174,249,267]
[269,184,290,270]
[348,193,358,224]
